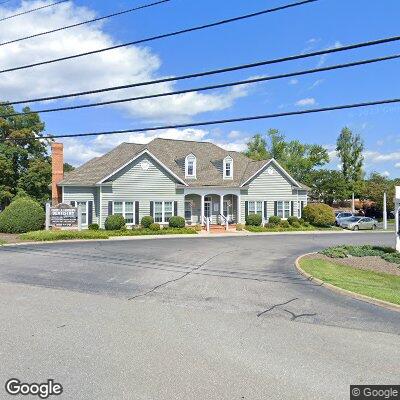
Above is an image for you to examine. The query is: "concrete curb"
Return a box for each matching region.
[295,253,400,313]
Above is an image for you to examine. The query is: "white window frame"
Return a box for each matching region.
[276,200,291,219]
[223,156,233,180]
[71,201,88,225]
[185,154,196,178]
[153,201,174,224]
[184,201,192,222]
[248,201,263,216]
[112,201,135,225]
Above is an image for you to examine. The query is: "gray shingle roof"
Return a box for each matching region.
[60,138,306,189]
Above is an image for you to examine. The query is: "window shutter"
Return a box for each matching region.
[135,201,139,225]
[263,201,268,221]
[70,201,76,207]
[108,201,113,216]
[150,201,154,217]
[244,201,248,219]
[88,201,93,225]
[291,201,294,217]
[174,201,178,216]
[274,201,277,216]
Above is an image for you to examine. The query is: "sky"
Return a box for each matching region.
[0,0,399,177]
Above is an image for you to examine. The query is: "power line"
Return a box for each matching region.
[3,53,399,117]
[0,0,171,47]
[2,98,399,141]
[0,0,318,74]
[5,34,400,106]
[0,0,69,22]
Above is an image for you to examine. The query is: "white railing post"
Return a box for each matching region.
[45,202,51,231]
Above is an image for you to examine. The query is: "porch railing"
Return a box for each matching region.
[203,216,210,232]
[219,214,228,230]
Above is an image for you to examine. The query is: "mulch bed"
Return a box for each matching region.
[306,253,400,277]
[0,233,25,244]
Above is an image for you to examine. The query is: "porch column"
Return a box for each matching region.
[237,194,241,224]
[201,194,205,225]
[220,194,224,224]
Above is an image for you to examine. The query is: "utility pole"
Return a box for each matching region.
[383,192,387,230]
[352,192,355,214]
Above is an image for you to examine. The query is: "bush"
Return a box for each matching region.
[298,218,305,225]
[149,223,161,231]
[279,220,290,228]
[168,216,185,228]
[302,203,335,227]
[0,197,45,233]
[246,213,262,226]
[88,223,99,230]
[268,215,281,225]
[291,221,301,228]
[236,223,244,231]
[193,224,203,231]
[104,215,126,230]
[287,216,299,225]
[140,215,154,228]
[21,230,109,241]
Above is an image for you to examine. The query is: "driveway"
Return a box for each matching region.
[0,232,399,399]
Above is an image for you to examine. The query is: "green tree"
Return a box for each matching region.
[64,163,75,173]
[244,133,268,160]
[336,127,364,187]
[0,103,52,207]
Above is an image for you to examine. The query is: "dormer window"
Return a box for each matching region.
[185,154,196,178]
[223,156,233,179]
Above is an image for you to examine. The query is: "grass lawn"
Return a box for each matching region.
[0,239,6,246]
[20,228,197,241]
[299,257,400,306]
[245,225,341,233]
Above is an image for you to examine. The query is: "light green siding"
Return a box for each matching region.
[101,153,184,227]
[62,186,99,224]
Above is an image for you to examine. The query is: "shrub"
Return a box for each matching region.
[291,221,301,228]
[88,223,99,230]
[0,196,45,233]
[246,213,262,226]
[279,220,290,228]
[287,216,299,225]
[104,215,126,230]
[298,218,305,225]
[268,216,281,225]
[302,203,335,227]
[193,224,203,231]
[149,223,161,231]
[141,215,154,228]
[168,216,185,228]
[21,230,109,241]
[236,223,244,231]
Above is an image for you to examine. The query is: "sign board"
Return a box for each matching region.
[50,203,78,228]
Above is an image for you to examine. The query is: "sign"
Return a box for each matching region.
[50,203,78,228]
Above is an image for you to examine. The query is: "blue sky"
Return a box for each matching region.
[0,0,399,176]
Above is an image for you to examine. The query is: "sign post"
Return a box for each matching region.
[395,187,400,252]
[383,192,387,231]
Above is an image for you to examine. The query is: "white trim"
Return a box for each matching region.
[152,200,174,224]
[112,200,136,225]
[240,158,301,188]
[99,186,103,228]
[61,186,64,203]
[96,149,188,186]
[223,156,233,180]
[185,153,197,179]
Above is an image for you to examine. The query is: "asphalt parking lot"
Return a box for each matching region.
[0,232,399,399]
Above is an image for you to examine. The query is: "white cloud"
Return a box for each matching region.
[316,41,343,67]
[289,78,298,85]
[308,79,324,90]
[0,1,251,122]
[228,130,241,139]
[395,163,400,168]
[295,97,316,107]
[364,150,400,163]
[382,170,390,177]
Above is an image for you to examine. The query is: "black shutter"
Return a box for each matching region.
[88,201,93,225]
[70,201,76,207]
[135,201,139,225]
[264,201,268,221]
[291,201,294,217]
[150,201,154,217]
[274,201,277,216]
[108,201,113,216]
[244,201,248,219]
[174,201,178,216]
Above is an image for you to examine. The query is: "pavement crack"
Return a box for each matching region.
[283,309,317,321]
[257,298,298,317]
[128,251,227,301]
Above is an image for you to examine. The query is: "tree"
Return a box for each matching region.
[244,133,268,160]
[0,103,52,207]
[64,163,75,173]
[336,127,364,187]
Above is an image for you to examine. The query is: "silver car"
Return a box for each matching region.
[341,216,377,230]
[335,211,354,226]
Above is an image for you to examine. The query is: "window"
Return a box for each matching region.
[223,156,233,179]
[276,201,291,219]
[77,201,88,225]
[185,201,192,221]
[248,201,263,216]
[154,201,174,223]
[185,154,196,178]
[113,201,135,224]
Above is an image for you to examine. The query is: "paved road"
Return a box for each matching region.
[0,232,399,399]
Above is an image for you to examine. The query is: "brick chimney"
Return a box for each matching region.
[51,142,64,205]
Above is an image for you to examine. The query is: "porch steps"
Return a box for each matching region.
[206,224,237,233]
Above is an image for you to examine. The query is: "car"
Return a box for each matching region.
[340,216,377,230]
[335,211,354,226]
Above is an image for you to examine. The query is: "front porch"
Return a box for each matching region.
[183,189,241,231]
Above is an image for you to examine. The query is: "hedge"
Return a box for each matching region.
[302,203,335,227]
[169,216,185,228]
[141,216,154,228]
[246,213,262,226]
[104,215,126,230]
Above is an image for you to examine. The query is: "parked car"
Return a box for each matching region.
[340,216,377,230]
[335,211,354,226]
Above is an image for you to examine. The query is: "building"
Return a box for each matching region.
[55,138,309,229]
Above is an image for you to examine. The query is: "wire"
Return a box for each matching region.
[0,0,318,74]
[6,34,400,106]
[0,0,69,22]
[0,0,171,47]
[2,98,399,141]
[3,53,399,117]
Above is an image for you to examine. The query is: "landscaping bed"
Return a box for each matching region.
[245,225,340,233]
[299,245,400,306]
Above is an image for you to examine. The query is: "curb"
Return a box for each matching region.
[295,253,400,313]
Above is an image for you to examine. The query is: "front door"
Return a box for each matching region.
[204,201,211,219]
